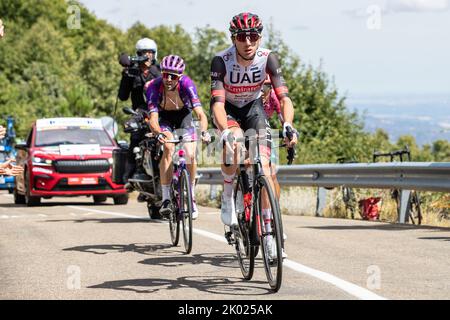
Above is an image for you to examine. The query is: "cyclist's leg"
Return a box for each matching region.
[244,99,284,257]
[159,122,175,214]
[176,115,199,218]
[212,103,244,226]
[177,113,198,185]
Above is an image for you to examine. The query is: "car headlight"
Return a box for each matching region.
[108,158,114,165]
[33,156,52,165]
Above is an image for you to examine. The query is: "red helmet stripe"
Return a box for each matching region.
[250,15,256,28]
[236,16,243,29]
[243,13,249,28]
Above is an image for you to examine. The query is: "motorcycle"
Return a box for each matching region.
[112,107,163,219]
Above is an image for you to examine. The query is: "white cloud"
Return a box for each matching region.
[345,0,449,17]
[387,0,450,13]
[438,122,450,129]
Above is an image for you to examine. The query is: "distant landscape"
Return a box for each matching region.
[347,94,450,147]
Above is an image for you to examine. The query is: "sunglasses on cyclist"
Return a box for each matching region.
[235,32,261,43]
[162,72,181,81]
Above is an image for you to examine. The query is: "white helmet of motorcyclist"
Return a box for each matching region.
[135,38,157,60]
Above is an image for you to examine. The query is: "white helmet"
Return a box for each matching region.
[135,38,157,60]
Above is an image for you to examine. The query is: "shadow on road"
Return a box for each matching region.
[138,252,259,270]
[43,217,159,224]
[0,201,115,208]
[63,243,182,255]
[88,275,271,296]
[418,237,450,242]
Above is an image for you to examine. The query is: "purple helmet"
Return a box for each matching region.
[160,55,185,74]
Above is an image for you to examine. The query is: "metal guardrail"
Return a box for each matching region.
[197,162,450,224]
[197,162,450,192]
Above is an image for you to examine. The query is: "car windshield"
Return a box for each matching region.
[35,127,114,147]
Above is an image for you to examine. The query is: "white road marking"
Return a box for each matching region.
[1,215,9,219]
[65,205,164,223]
[67,204,388,300]
[283,260,386,300]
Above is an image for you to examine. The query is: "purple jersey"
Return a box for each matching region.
[146,75,202,113]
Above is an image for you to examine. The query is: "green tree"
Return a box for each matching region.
[431,140,450,162]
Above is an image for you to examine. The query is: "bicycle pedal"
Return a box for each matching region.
[225,231,235,245]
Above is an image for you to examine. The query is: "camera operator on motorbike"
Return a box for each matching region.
[118,38,161,188]
[147,55,210,220]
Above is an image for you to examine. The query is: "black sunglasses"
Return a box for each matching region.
[235,32,261,43]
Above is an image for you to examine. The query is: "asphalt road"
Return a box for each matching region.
[0,191,449,300]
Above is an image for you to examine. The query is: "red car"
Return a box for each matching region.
[14,117,128,206]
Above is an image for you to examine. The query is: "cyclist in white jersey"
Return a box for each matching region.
[210,12,298,258]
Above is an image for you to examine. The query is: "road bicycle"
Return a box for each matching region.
[164,136,199,254]
[225,132,293,292]
[373,146,422,225]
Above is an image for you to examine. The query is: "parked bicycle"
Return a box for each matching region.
[373,146,422,225]
[336,157,358,219]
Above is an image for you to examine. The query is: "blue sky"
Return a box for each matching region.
[79,0,450,97]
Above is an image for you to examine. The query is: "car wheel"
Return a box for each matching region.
[93,195,108,204]
[113,194,129,205]
[24,173,41,207]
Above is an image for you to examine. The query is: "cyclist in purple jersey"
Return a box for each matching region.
[147,55,210,219]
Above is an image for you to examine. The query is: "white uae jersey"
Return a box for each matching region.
[215,46,271,108]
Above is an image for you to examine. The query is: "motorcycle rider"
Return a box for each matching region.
[118,38,161,186]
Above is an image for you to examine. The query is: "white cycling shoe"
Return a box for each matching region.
[192,200,198,220]
[266,237,288,260]
[221,193,238,226]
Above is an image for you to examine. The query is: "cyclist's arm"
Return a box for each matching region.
[193,107,208,133]
[210,56,228,132]
[271,90,285,124]
[146,80,162,135]
[180,76,208,133]
[118,70,133,101]
[266,53,295,126]
[149,111,162,136]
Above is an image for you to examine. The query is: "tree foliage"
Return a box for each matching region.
[0,0,448,162]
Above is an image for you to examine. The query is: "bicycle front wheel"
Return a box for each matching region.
[180,169,193,254]
[256,175,283,292]
[234,175,255,280]
[169,190,180,246]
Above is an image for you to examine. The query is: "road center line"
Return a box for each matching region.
[66,204,387,300]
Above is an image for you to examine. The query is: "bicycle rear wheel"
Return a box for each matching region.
[256,175,283,292]
[234,175,255,280]
[180,168,193,254]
